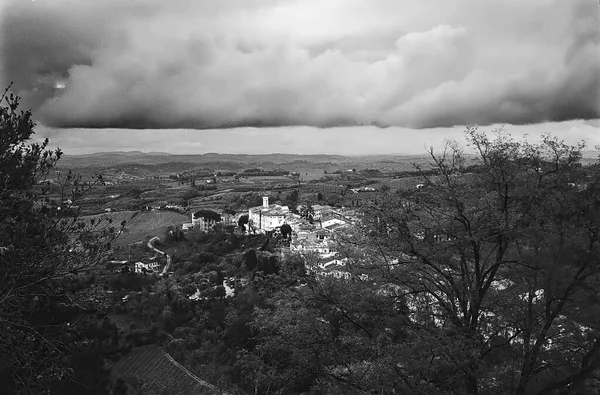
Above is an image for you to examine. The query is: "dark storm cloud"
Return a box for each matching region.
[1,0,598,130]
[0,1,100,109]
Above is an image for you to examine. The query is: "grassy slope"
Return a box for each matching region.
[81,210,189,245]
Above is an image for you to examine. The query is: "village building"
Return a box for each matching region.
[248,197,289,232]
[342,189,378,207]
[311,204,331,220]
[320,214,347,230]
[304,258,352,279]
[291,226,333,255]
[134,261,160,274]
[191,211,221,232]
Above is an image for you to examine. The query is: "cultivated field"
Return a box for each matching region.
[298,169,325,181]
[81,210,189,245]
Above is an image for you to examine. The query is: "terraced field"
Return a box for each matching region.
[81,210,189,245]
[110,345,224,395]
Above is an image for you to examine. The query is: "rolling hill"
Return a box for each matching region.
[81,210,189,245]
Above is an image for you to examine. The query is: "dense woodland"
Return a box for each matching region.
[1,90,600,395]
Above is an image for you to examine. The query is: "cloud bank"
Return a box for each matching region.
[1,0,598,130]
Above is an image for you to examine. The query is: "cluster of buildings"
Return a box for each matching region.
[109,259,163,274]
[246,197,356,252]
[182,210,239,232]
[179,195,361,278]
[245,197,360,278]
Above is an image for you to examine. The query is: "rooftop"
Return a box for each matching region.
[249,204,289,216]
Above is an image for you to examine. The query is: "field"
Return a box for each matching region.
[110,345,220,394]
[382,177,424,190]
[81,210,189,245]
[298,169,326,181]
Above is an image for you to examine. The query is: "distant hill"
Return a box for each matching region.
[56,149,596,175]
[59,151,427,168]
[59,151,432,171]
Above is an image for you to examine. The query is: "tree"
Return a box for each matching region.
[280,224,292,240]
[245,249,258,271]
[257,254,279,275]
[241,274,408,395]
[356,129,600,394]
[193,209,221,223]
[165,225,185,243]
[0,87,120,393]
[300,203,314,223]
[238,214,249,232]
[243,129,600,394]
[111,378,129,395]
[129,188,142,199]
[284,190,299,211]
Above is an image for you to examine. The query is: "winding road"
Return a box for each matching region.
[147,237,171,276]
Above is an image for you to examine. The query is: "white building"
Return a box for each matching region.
[321,217,347,229]
[248,197,289,232]
[134,261,160,273]
[315,259,351,279]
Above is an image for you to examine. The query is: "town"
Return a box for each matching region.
[59,151,430,279]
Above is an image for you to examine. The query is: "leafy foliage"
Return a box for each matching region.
[193,209,222,223]
[280,224,292,240]
[0,87,121,393]
[234,130,600,395]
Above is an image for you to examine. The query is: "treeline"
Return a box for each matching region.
[240,169,289,177]
[233,184,298,193]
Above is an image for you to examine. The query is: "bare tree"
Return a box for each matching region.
[355,128,600,394]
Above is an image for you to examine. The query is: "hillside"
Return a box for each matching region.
[81,210,188,245]
[110,345,225,395]
[58,151,430,167]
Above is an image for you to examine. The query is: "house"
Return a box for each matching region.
[321,215,347,229]
[191,211,221,232]
[290,237,332,255]
[134,261,160,273]
[316,259,351,279]
[323,222,348,232]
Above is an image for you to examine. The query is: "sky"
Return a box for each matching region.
[0,0,598,155]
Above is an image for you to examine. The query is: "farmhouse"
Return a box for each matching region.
[134,261,160,273]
